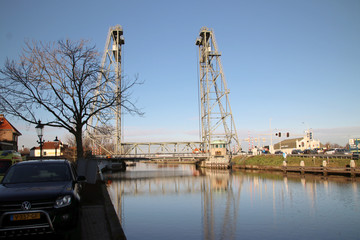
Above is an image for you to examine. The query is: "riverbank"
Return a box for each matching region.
[232,154,356,167]
[231,155,360,177]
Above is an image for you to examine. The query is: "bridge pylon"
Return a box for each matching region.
[195,27,240,165]
[87,25,125,155]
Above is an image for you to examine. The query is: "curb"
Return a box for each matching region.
[101,182,127,240]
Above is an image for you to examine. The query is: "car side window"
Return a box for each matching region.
[71,163,78,180]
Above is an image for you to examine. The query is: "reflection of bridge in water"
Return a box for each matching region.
[105,164,243,240]
[103,161,360,239]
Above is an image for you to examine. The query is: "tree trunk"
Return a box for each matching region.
[75,129,84,162]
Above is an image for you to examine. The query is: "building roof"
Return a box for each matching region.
[32,141,62,150]
[0,114,22,136]
[211,140,226,144]
[274,138,303,149]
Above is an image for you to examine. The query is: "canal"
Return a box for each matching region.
[103,163,360,240]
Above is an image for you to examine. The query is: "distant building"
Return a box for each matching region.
[30,141,67,157]
[274,130,321,154]
[0,114,22,151]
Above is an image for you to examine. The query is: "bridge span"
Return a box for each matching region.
[96,152,208,162]
[94,141,208,165]
[94,141,232,169]
[120,141,204,155]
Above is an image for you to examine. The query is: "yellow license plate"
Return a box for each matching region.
[11,213,41,221]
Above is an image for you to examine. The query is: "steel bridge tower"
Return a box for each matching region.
[87,25,125,155]
[195,27,240,156]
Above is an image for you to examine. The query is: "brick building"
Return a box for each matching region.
[0,114,22,151]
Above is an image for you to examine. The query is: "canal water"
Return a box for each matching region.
[104,163,360,240]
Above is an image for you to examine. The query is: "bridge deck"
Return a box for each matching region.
[94,153,209,161]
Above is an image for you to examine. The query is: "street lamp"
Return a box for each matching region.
[54,136,59,157]
[35,120,45,159]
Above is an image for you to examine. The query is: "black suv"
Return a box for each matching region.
[0,160,86,237]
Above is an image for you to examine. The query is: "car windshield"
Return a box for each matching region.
[2,163,71,184]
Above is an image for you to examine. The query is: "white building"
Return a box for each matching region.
[274,130,321,154]
[30,141,65,157]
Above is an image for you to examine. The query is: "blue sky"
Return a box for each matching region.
[1,0,359,150]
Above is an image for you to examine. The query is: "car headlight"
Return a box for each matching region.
[55,195,72,208]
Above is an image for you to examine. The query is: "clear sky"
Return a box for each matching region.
[1,0,359,150]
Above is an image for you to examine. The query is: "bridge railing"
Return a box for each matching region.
[96,152,209,160]
[120,141,204,155]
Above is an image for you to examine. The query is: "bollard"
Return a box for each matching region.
[350,160,356,168]
[282,160,287,175]
[322,160,328,177]
[300,160,305,175]
[350,160,356,177]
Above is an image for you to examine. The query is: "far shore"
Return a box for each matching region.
[231,154,356,168]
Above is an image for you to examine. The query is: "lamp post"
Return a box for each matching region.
[35,120,45,159]
[54,136,59,157]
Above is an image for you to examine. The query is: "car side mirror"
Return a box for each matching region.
[76,176,87,183]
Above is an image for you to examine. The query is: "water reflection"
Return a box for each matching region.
[104,163,360,240]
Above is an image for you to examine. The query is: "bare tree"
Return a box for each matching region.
[0,39,142,161]
[324,142,343,149]
[19,147,30,155]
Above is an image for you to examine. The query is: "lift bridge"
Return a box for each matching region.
[86,25,239,167]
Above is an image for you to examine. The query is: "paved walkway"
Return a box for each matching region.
[81,206,111,239]
[80,181,126,240]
